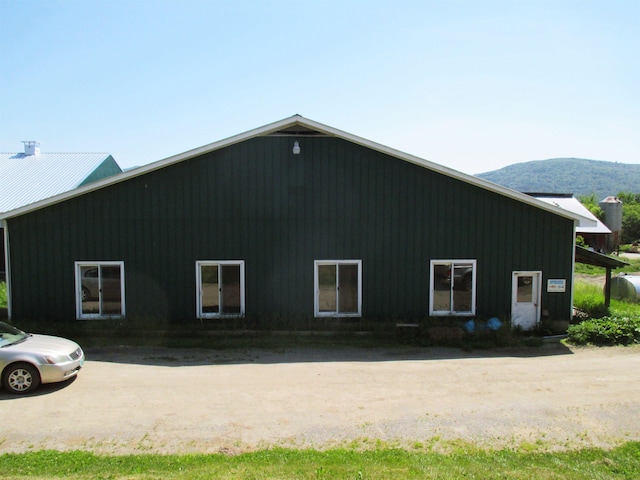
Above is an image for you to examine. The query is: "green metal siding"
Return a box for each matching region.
[7,135,575,322]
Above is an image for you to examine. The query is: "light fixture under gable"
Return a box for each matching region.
[292,141,301,155]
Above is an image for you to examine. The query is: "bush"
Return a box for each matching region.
[567,316,640,346]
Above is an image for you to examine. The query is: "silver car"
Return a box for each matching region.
[0,321,84,394]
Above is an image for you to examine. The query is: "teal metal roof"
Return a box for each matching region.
[0,151,118,213]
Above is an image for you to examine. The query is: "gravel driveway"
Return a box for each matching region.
[1,342,639,454]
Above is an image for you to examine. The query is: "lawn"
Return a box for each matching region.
[574,254,640,276]
[1,443,639,479]
[574,281,640,317]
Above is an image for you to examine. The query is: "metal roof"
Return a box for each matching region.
[0,152,114,213]
[0,115,595,225]
[531,194,605,232]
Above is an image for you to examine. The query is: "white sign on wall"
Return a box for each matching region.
[547,279,566,293]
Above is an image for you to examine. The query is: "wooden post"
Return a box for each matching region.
[604,266,612,308]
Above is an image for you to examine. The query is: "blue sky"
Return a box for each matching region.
[1,0,638,173]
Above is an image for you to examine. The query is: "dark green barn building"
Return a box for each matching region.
[1,116,588,330]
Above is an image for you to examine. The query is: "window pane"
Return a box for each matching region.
[101,265,122,315]
[221,264,241,314]
[433,264,452,311]
[318,264,337,313]
[517,276,533,303]
[338,264,358,313]
[201,265,219,313]
[80,265,99,314]
[452,263,473,312]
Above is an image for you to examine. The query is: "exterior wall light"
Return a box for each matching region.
[292,141,301,155]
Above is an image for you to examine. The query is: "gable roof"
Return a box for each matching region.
[528,194,609,233]
[0,115,593,225]
[0,151,120,213]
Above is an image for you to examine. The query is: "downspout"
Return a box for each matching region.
[1,218,10,320]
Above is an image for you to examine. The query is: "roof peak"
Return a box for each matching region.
[0,116,591,225]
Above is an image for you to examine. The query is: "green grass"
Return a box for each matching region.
[574,255,640,276]
[0,281,6,309]
[570,279,640,346]
[573,282,611,318]
[573,281,640,318]
[619,256,640,274]
[0,443,639,479]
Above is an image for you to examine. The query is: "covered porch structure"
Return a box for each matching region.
[575,246,629,308]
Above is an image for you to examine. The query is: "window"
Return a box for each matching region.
[430,260,476,316]
[75,261,125,319]
[314,260,362,317]
[196,261,245,318]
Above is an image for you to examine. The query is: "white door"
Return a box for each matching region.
[511,272,541,331]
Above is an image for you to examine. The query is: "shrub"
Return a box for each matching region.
[567,316,640,346]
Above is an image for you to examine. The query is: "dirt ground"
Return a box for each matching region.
[1,342,639,454]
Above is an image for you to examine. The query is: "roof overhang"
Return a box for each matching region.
[575,245,629,269]
[0,115,591,225]
[528,194,600,230]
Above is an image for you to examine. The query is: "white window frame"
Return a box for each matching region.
[196,260,245,319]
[429,259,477,316]
[314,260,362,317]
[75,261,125,320]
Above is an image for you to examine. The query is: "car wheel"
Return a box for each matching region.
[82,287,90,302]
[3,362,41,394]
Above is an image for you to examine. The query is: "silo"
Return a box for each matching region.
[599,196,623,252]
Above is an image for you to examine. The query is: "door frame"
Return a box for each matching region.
[511,271,542,331]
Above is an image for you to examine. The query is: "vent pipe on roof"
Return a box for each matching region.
[22,141,41,156]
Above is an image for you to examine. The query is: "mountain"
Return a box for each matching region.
[475,158,640,199]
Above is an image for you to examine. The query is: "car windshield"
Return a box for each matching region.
[0,321,29,347]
